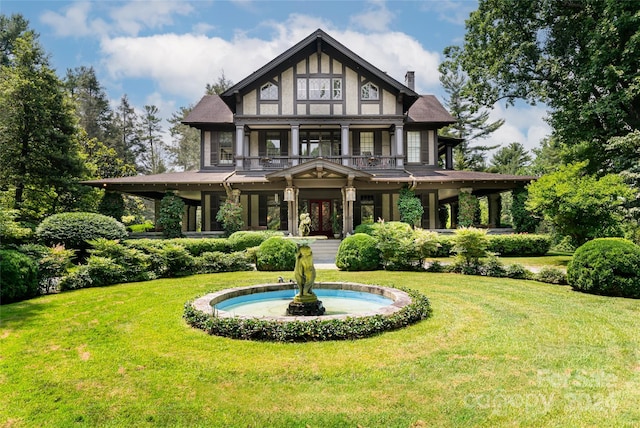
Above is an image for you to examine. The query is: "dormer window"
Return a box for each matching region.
[260,82,278,100]
[361,82,379,100]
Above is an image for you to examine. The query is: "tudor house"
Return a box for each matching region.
[90,29,533,236]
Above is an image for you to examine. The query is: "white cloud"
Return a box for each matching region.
[419,0,477,26]
[40,2,105,37]
[100,13,441,103]
[349,0,395,33]
[480,103,552,153]
[40,0,194,38]
[109,1,194,36]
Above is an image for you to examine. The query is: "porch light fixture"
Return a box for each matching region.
[284,187,295,201]
[346,186,356,201]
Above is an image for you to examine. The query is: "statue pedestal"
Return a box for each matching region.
[287,300,325,316]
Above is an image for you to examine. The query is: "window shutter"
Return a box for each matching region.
[258,132,266,157]
[353,199,362,226]
[280,131,288,156]
[374,194,383,220]
[374,131,382,156]
[280,202,288,231]
[211,194,221,231]
[420,193,429,228]
[420,131,429,164]
[259,194,268,227]
[210,132,219,165]
[353,132,361,156]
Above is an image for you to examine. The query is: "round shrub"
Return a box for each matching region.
[36,212,127,252]
[0,249,39,303]
[567,238,640,298]
[228,231,275,252]
[336,233,381,271]
[255,237,296,271]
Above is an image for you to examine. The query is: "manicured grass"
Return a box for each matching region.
[2,270,639,427]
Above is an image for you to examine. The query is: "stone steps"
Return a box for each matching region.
[309,239,341,264]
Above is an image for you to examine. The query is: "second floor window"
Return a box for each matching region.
[407,131,421,163]
[219,132,234,164]
[361,82,379,100]
[266,132,281,157]
[360,132,374,155]
[260,82,278,100]
[297,78,343,100]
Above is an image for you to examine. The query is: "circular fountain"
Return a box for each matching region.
[184,242,432,341]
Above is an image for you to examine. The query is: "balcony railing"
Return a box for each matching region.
[242,156,398,171]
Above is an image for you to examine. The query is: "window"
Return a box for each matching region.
[219,132,233,165]
[332,79,342,99]
[361,82,379,100]
[260,82,278,100]
[360,132,374,155]
[297,79,307,100]
[267,195,281,230]
[299,131,340,157]
[309,78,330,100]
[360,195,375,224]
[407,131,421,163]
[265,131,281,157]
[297,77,342,100]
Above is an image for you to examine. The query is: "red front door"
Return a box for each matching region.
[309,200,332,237]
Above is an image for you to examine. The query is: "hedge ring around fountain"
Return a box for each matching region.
[184,243,432,341]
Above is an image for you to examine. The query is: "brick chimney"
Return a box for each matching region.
[405,71,415,90]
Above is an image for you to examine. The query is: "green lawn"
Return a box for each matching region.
[2,270,639,427]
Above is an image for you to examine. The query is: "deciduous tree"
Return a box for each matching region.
[444,0,640,173]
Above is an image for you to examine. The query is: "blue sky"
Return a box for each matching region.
[2,0,550,155]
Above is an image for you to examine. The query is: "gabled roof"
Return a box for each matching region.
[182,95,234,125]
[221,29,420,110]
[406,95,455,125]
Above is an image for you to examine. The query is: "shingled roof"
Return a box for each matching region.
[406,95,456,125]
[182,95,234,125]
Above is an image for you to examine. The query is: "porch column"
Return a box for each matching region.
[450,201,459,229]
[395,124,404,168]
[285,187,298,236]
[343,186,356,234]
[488,193,502,228]
[291,125,299,166]
[341,124,350,166]
[235,125,244,170]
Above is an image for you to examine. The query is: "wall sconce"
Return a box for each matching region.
[274,193,280,204]
[346,187,356,201]
[284,187,295,202]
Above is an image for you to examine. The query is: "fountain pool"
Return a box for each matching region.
[191,282,413,321]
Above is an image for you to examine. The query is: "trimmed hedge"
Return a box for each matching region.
[228,231,278,252]
[335,233,381,271]
[166,238,230,256]
[36,212,127,252]
[567,238,640,298]
[487,234,552,257]
[255,237,296,271]
[0,249,39,303]
[196,251,253,273]
[184,287,432,341]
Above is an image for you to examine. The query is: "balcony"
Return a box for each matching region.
[243,156,398,171]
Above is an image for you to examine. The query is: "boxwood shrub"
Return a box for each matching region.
[255,237,296,271]
[335,233,381,271]
[196,251,253,273]
[487,234,552,257]
[36,212,127,253]
[567,238,640,298]
[0,249,39,303]
[228,231,279,252]
[166,237,230,256]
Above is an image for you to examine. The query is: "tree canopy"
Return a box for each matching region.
[444,0,640,172]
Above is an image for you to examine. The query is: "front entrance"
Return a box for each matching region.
[309,200,332,237]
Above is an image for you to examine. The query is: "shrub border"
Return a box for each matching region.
[184,283,432,342]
